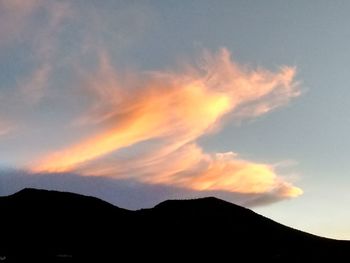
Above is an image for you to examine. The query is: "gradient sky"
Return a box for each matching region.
[1,0,350,240]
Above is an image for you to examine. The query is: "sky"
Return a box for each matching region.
[0,0,349,240]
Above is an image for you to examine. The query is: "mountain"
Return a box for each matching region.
[0,188,349,262]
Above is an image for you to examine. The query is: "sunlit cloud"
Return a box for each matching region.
[30,48,302,201]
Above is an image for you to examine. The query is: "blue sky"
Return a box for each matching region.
[1,0,350,239]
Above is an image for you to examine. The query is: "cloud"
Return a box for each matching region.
[0,1,165,171]
[30,48,302,202]
[19,64,52,103]
[0,0,41,41]
[0,2,302,205]
[19,1,72,104]
[0,119,14,138]
[0,0,72,104]
[0,0,70,43]
[0,0,156,118]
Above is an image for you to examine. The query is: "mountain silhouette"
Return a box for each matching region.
[0,188,349,262]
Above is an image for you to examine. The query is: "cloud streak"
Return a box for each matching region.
[0,121,13,137]
[30,48,302,201]
[0,0,72,104]
[0,0,42,45]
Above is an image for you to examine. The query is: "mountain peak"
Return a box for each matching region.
[14,188,50,195]
[152,196,252,217]
[7,187,126,212]
[154,196,231,208]
[11,188,83,199]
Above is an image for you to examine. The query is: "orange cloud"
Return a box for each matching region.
[31,48,302,200]
[78,143,302,198]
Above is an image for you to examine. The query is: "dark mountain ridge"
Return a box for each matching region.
[0,188,349,262]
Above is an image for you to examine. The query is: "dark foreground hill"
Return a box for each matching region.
[0,188,349,262]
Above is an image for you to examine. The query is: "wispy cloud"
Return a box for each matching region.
[20,1,72,104]
[19,64,52,103]
[0,120,13,137]
[0,0,72,104]
[30,48,302,201]
[0,0,42,45]
[0,1,302,205]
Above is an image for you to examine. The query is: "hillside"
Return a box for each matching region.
[0,188,348,262]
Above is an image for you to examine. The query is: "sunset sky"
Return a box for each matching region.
[1,0,350,239]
